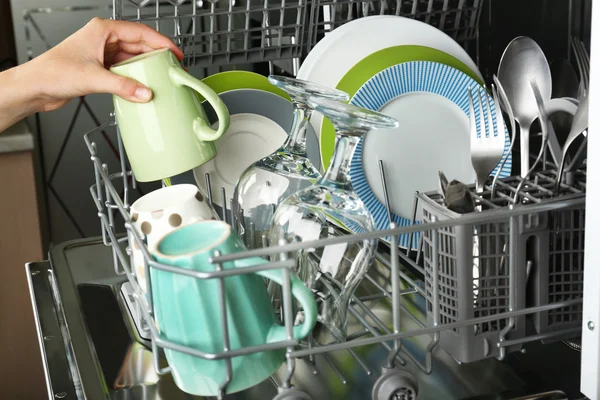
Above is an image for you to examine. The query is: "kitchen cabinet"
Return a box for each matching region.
[0,121,45,398]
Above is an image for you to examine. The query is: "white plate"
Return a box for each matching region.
[185,89,321,209]
[193,113,287,208]
[297,15,484,140]
[350,61,509,248]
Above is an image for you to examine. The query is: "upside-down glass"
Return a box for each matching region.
[268,98,399,343]
[232,76,349,249]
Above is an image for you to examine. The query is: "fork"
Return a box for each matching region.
[571,37,590,99]
[490,77,515,198]
[468,87,505,319]
[468,87,506,193]
[555,37,591,189]
[556,93,589,191]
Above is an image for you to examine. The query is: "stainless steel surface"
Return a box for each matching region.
[531,78,563,171]
[571,37,590,99]
[33,237,553,399]
[20,2,592,397]
[523,78,551,194]
[27,238,588,399]
[106,0,483,70]
[549,59,579,162]
[26,261,81,400]
[111,0,307,69]
[557,94,589,191]
[565,135,588,177]
[307,0,483,54]
[468,87,506,192]
[84,117,587,363]
[498,37,552,177]
[491,76,516,198]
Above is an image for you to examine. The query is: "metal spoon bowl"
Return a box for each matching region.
[498,37,552,177]
[550,59,579,150]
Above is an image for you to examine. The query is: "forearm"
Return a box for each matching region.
[0,18,180,133]
[0,62,43,132]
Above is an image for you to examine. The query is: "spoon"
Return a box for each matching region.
[498,37,552,177]
[550,59,579,151]
[556,94,589,191]
[513,79,551,204]
[490,76,515,198]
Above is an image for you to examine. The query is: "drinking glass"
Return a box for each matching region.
[268,98,399,342]
[232,75,348,249]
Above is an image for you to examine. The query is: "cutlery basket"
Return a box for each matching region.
[419,193,527,363]
[84,117,589,398]
[524,196,586,337]
[418,169,587,363]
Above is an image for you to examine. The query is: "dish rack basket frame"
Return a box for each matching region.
[107,0,483,69]
[85,119,587,399]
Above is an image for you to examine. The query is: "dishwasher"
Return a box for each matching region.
[24,0,596,399]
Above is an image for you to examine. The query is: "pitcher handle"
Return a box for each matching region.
[168,67,231,141]
[256,267,317,343]
[234,257,317,343]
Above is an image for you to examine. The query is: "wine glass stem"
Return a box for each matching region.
[319,133,360,191]
[282,104,312,156]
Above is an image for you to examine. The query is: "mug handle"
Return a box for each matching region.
[235,257,317,343]
[168,67,231,142]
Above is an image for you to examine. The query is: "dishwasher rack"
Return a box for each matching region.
[109,0,483,68]
[85,119,586,399]
[76,1,586,398]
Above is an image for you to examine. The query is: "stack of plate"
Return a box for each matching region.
[169,71,321,210]
[298,15,511,248]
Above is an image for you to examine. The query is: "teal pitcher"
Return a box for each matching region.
[151,220,317,396]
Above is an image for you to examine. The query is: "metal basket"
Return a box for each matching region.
[306,0,483,52]
[83,117,588,399]
[523,179,586,337]
[112,0,309,68]
[420,190,526,363]
[109,0,483,69]
[419,170,587,363]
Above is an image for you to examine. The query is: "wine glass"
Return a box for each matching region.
[232,76,348,249]
[268,98,399,343]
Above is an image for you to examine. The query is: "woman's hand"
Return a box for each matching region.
[29,17,184,110]
[0,18,183,131]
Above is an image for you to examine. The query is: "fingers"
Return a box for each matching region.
[92,18,184,61]
[88,67,153,103]
[109,51,139,66]
[117,42,158,56]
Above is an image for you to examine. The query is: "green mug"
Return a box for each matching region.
[110,48,230,182]
[151,220,317,396]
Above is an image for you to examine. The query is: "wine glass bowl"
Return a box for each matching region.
[232,76,349,248]
[269,98,399,342]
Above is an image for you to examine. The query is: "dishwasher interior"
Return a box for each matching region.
[28,236,584,400]
[25,0,592,399]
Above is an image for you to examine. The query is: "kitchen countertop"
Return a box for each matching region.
[0,120,34,154]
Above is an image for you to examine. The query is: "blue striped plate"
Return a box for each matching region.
[350,61,511,249]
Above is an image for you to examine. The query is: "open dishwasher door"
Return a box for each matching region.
[17,0,594,399]
[25,237,584,400]
[580,2,600,399]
